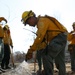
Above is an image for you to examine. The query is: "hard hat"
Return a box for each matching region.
[72,22,75,27]
[21,10,35,25]
[0,17,7,23]
[4,25,9,30]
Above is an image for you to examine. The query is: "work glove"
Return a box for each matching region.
[25,49,33,61]
[68,45,74,54]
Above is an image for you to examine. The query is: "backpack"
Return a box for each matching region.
[45,15,67,32]
[41,15,67,57]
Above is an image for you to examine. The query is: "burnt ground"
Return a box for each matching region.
[1,62,75,75]
[29,62,74,75]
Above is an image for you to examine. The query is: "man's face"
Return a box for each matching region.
[73,26,75,30]
[26,17,37,27]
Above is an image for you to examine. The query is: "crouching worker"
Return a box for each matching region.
[21,10,67,75]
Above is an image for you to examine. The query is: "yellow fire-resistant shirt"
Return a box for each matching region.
[67,31,75,44]
[30,16,67,51]
[3,29,13,46]
[0,25,4,38]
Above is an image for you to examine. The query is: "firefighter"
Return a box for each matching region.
[68,22,75,74]
[21,10,67,75]
[0,17,7,73]
[1,25,13,69]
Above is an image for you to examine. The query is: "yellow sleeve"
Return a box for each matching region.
[37,42,47,50]
[0,26,4,38]
[10,38,13,46]
[67,33,73,41]
[9,34,13,46]
[30,18,49,51]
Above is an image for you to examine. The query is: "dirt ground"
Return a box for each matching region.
[29,62,75,75]
[1,62,75,75]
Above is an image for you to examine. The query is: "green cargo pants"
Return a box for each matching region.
[42,32,67,75]
[0,38,4,62]
[36,50,43,71]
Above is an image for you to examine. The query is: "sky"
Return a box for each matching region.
[0,0,75,53]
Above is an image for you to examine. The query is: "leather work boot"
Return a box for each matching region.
[0,70,2,74]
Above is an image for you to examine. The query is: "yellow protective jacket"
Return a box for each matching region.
[31,16,67,51]
[0,25,4,38]
[67,31,75,44]
[3,29,13,46]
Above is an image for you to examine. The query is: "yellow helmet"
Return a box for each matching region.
[21,10,35,25]
[0,17,7,23]
[4,25,9,30]
[72,22,75,27]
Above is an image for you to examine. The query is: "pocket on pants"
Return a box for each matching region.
[46,33,67,58]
